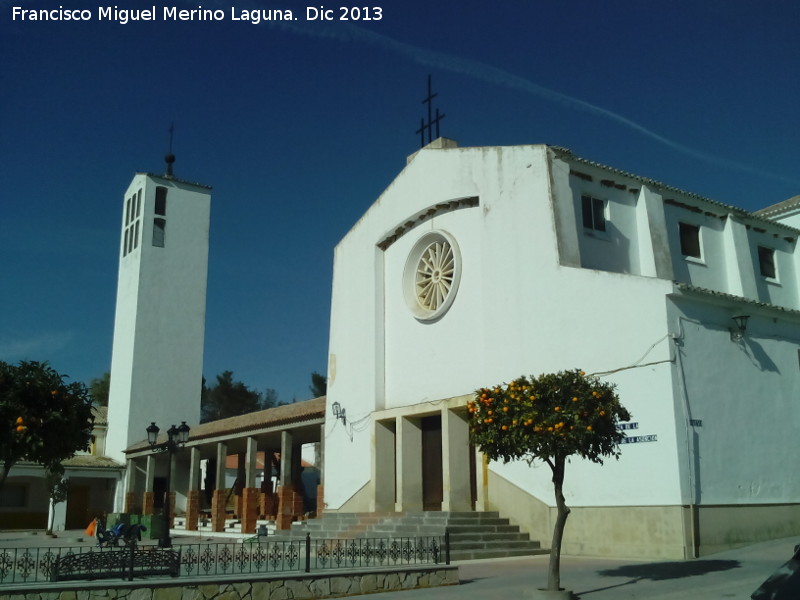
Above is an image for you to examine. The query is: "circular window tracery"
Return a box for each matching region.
[403,231,461,322]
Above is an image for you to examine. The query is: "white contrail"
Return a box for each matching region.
[273,18,799,187]
[5,0,794,187]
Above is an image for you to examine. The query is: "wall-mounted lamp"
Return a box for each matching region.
[331,401,347,426]
[730,314,750,342]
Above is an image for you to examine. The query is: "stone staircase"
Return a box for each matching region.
[272,511,547,561]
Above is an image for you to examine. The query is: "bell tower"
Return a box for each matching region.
[106,154,211,466]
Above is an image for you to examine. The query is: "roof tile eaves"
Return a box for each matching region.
[673,282,800,317]
[125,397,326,452]
[190,412,325,442]
[550,147,800,235]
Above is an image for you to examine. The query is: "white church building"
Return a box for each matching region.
[323,138,800,559]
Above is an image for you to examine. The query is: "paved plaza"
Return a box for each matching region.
[1,530,798,599]
[365,536,800,600]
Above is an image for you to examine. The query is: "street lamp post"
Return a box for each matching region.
[147,421,190,548]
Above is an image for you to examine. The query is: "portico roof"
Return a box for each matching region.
[124,396,326,459]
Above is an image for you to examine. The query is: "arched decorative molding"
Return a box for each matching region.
[377,196,478,251]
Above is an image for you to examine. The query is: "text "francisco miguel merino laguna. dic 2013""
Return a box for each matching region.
[11,5,385,25]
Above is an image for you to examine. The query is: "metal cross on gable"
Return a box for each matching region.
[416,74,446,147]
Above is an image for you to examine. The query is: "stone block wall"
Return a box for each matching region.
[242,487,259,533]
[316,484,324,518]
[167,491,176,527]
[124,492,138,514]
[276,484,301,530]
[3,566,459,600]
[185,490,200,531]
[260,486,277,519]
[211,489,226,532]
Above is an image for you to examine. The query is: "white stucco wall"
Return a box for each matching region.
[107,174,210,466]
[325,141,800,517]
[325,145,682,509]
[667,295,800,505]
[573,181,641,276]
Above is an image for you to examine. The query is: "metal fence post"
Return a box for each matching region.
[445,529,450,565]
[305,533,311,573]
[128,545,135,581]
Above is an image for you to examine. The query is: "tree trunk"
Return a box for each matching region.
[547,455,570,591]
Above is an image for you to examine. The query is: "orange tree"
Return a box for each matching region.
[468,369,630,593]
[0,361,94,492]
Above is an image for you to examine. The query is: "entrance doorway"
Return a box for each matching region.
[65,485,90,529]
[421,415,442,510]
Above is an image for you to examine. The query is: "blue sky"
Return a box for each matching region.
[1,0,799,403]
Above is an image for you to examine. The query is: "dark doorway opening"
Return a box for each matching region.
[421,415,443,510]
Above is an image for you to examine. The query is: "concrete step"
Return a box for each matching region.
[450,547,549,561]
[449,539,541,550]
[255,511,547,561]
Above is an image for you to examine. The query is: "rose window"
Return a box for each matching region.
[403,231,461,321]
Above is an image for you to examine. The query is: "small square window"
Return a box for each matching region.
[758,246,776,279]
[679,223,701,258]
[581,195,606,232]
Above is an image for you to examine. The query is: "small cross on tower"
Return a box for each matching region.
[416,74,446,147]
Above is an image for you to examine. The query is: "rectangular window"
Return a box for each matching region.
[679,222,701,258]
[136,189,142,218]
[155,187,167,216]
[123,229,129,257]
[581,195,606,232]
[758,246,776,279]
[125,198,132,226]
[133,220,140,249]
[153,218,166,248]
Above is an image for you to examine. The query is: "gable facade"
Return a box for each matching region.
[324,140,800,558]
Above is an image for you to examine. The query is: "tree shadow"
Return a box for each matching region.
[597,559,740,580]
[572,559,741,597]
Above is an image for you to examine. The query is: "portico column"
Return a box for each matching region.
[276,430,295,530]
[185,447,201,531]
[142,455,156,515]
[396,416,422,511]
[316,424,325,518]
[167,452,177,526]
[242,437,259,534]
[372,419,396,511]
[124,458,137,513]
[211,442,227,532]
[442,408,471,511]
[291,442,304,517]
[475,450,489,511]
[260,450,277,519]
[234,453,245,518]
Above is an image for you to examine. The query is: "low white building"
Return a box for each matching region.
[0,407,124,532]
[323,139,800,559]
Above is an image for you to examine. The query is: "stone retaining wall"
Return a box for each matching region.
[2,565,459,600]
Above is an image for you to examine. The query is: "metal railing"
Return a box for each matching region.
[0,533,449,585]
[307,535,445,571]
